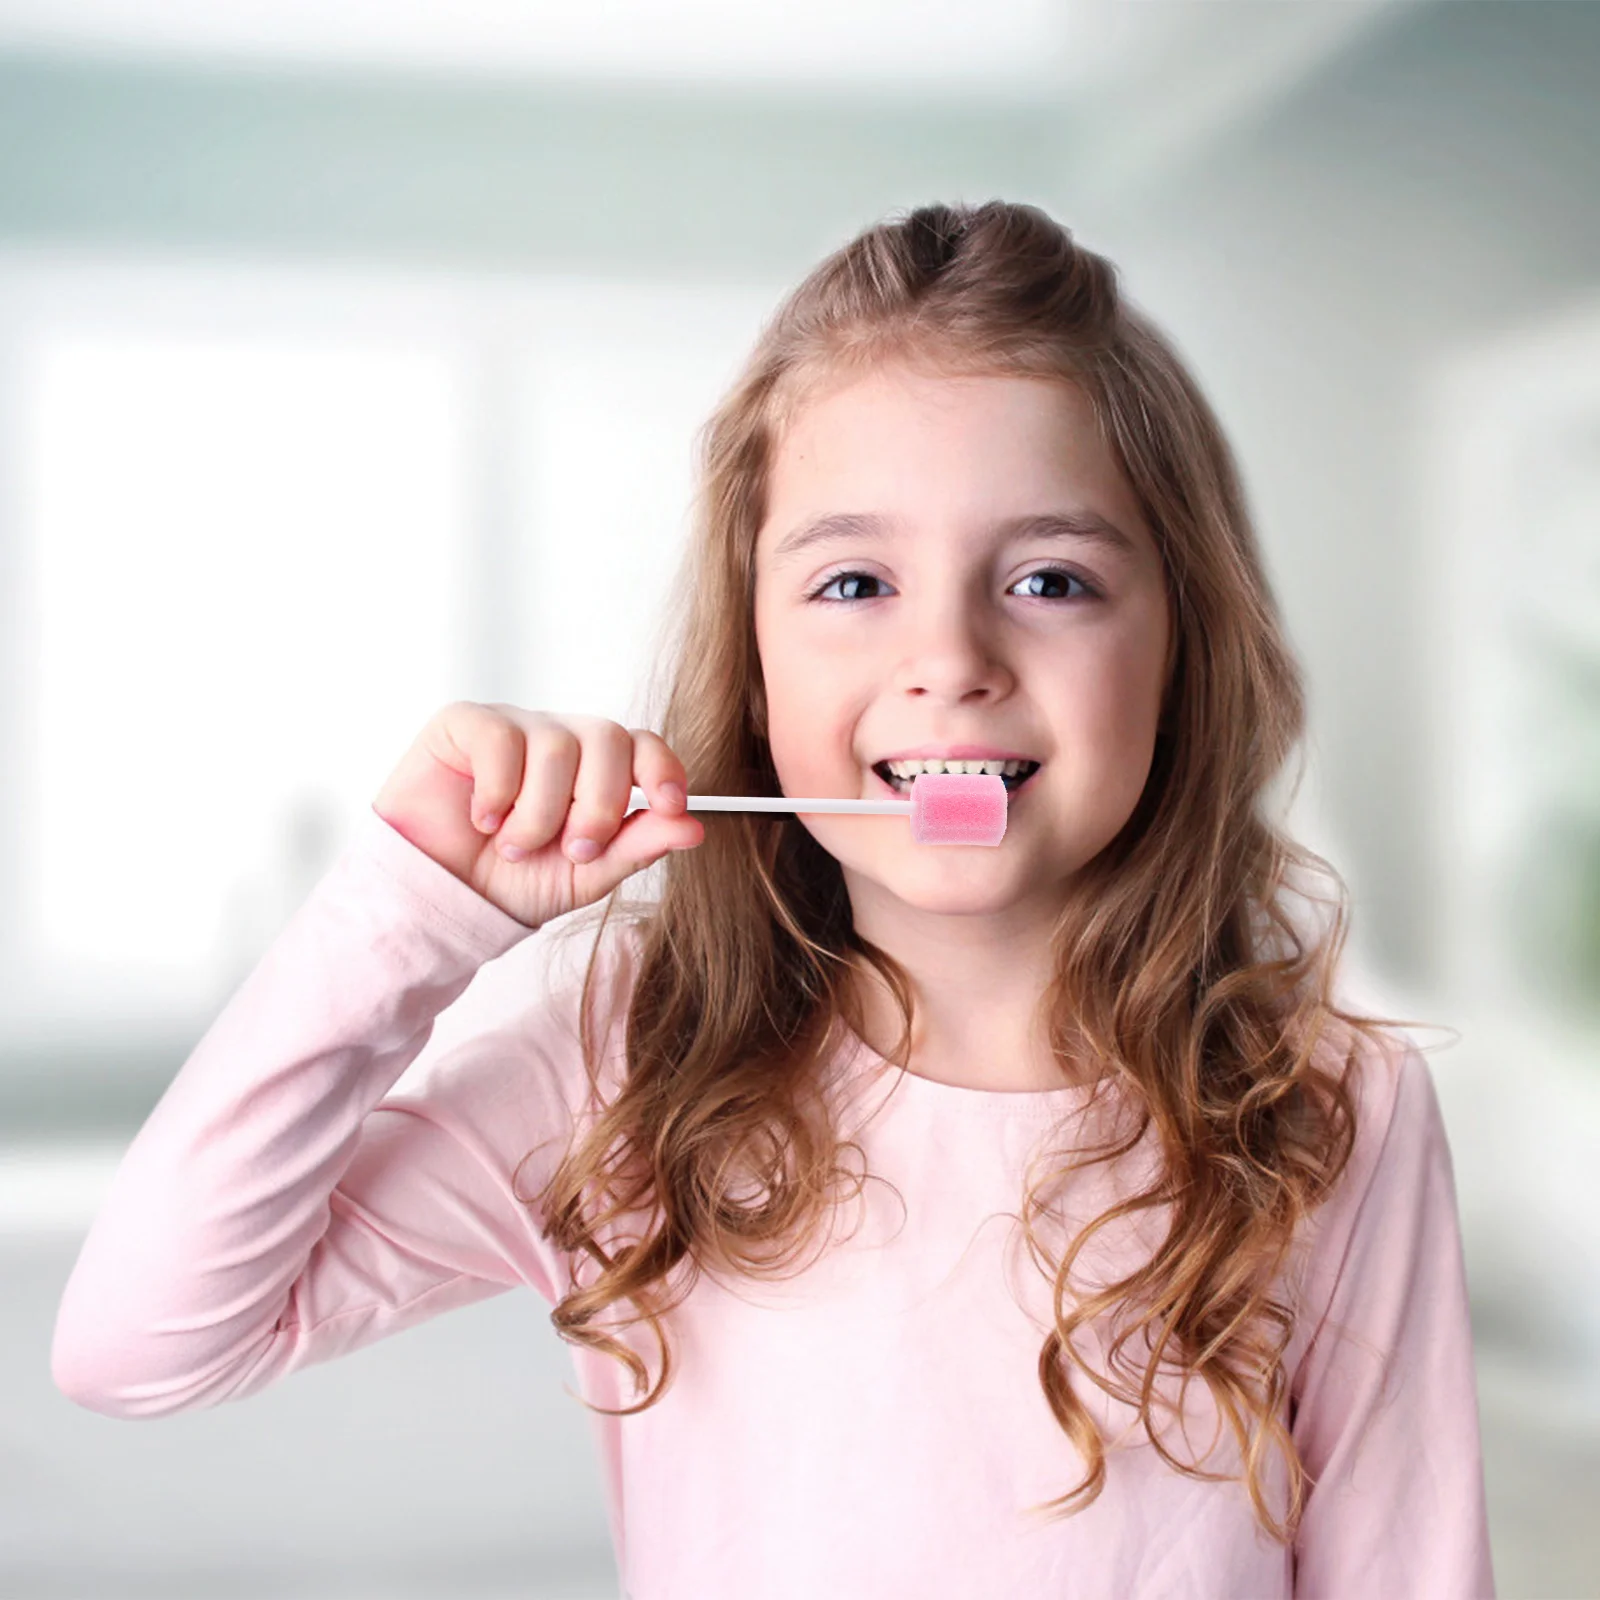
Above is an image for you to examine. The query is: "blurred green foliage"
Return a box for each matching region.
[1502,617,1600,1025]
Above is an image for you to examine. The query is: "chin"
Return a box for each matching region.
[843,849,1027,900]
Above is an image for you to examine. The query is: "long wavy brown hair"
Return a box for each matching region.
[516,199,1436,1546]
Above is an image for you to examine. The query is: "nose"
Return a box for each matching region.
[889,595,1013,704]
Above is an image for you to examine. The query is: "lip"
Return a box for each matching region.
[872,745,1043,763]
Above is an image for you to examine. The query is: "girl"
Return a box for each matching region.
[53,201,1495,1597]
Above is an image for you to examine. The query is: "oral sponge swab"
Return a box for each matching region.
[625,771,1008,847]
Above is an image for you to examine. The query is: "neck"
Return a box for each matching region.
[846,950,1090,1092]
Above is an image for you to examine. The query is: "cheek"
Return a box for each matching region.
[1099,611,1169,714]
[1055,635,1166,751]
[755,605,819,695]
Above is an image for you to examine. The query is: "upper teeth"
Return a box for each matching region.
[883,758,1037,777]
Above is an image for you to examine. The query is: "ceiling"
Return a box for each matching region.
[0,0,1417,101]
[0,0,1430,196]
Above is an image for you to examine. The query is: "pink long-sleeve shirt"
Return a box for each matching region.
[53,806,1497,1598]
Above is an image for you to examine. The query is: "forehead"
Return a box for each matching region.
[757,364,1152,563]
[772,361,1098,459]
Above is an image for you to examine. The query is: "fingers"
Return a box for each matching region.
[456,704,694,867]
[554,723,693,864]
[442,702,544,836]
[488,717,579,862]
[557,718,636,864]
[627,728,691,817]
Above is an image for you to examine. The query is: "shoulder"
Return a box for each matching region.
[1282,1019,1459,1359]
[1313,1019,1448,1215]
[1294,1018,1449,1242]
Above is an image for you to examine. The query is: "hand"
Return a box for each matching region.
[372,701,703,929]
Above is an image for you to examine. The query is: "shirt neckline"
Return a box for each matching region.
[834,1026,1111,1119]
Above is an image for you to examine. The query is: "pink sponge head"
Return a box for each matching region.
[908,772,1008,846]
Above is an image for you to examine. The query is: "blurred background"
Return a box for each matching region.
[1,1,1596,1595]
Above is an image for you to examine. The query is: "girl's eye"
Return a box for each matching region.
[805,567,1101,604]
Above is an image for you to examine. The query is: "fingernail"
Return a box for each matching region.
[499,841,527,862]
[566,837,600,863]
[659,782,685,808]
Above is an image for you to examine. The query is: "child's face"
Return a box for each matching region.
[751,360,1173,925]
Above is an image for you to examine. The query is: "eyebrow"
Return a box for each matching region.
[769,509,1140,565]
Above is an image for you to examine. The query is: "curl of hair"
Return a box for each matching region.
[518,199,1445,1546]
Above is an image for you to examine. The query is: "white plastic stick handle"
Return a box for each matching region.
[627,786,910,817]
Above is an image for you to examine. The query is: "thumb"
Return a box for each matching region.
[574,808,701,895]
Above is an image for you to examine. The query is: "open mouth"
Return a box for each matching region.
[871,760,1042,797]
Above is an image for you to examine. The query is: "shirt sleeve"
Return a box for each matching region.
[51,805,605,1420]
[1288,1038,1497,1598]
